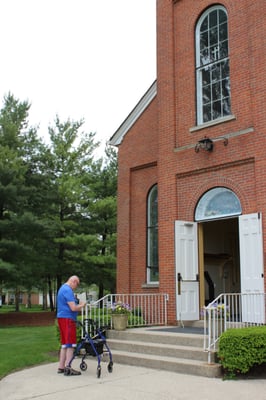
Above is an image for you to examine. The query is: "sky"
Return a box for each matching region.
[0,0,156,152]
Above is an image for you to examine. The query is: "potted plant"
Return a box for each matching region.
[206,303,229,336]
[110,301,131,330]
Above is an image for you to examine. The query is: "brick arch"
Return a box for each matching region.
[183,1,233,31]
[185,176,249,221]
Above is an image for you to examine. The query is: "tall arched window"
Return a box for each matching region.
[196,5,231,124]
[147,185,158,283]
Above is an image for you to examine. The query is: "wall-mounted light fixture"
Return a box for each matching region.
[195,137,214,153]
[195,136,228,153]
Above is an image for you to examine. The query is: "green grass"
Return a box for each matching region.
[0,304,50,313]
[0,325,59,379]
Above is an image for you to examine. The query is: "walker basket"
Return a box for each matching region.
[83,339,104,356]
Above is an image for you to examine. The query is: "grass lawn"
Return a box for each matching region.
[0,304,51,313]
[0,325,59,379]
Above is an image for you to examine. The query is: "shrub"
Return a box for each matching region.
[218,326,266,378]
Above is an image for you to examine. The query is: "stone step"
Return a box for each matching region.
[108,338,207,362]
[106,327,221,378]
[110,349,221,378]
[107,328,204,348]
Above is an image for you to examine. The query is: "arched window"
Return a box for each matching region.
[147,185,158,283]
[196,5,231,124]
[195,187,242,221]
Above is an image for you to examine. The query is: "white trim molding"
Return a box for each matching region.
[109,80,157,146]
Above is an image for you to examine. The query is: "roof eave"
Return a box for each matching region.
[109,80,157,147]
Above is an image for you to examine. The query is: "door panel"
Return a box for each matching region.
[239,213,265,323]
[176,281,199,321]
[175,221,199,321]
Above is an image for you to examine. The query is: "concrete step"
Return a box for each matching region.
[110,349,221,378]
[107,328,204,348]
[106,327,221,378]
[109,338,207,361]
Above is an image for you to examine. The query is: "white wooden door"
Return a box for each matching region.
[239,213,265,323]
[175,221,199,321]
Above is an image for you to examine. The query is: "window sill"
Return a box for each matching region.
[189,115,236,133]
[142,283,159,289]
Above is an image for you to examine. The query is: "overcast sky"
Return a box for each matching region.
[0,0,156,151]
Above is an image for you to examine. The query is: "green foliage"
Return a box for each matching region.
[218,326,266,378]
[0,325,59,378]
[0,93,118,307]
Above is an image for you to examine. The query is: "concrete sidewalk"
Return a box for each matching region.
[1,359,266,400]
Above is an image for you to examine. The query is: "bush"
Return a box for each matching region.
[218,326,266,378]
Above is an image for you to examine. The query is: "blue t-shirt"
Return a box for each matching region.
[57,283,78,320]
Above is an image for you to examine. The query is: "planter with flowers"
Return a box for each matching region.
[205,303,229,336]
[110,302,131,330]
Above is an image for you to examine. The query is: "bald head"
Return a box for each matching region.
[67,275,80,289]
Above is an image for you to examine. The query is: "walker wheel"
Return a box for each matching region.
[80,362,87,371]
[97,366,101,378]
[107,361,113,373]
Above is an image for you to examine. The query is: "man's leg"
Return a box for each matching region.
[64,347,81,375]
[65,347,75,367]
[58,347,67,370]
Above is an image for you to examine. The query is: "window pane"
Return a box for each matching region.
[212,100,221,119]
[149,188,158,226]
[222,77,230,97]
[209,10,217,27]
[200,15,208,32]
[212,82,221,101]
[147,185,158,283]
[149,227,158,265]
[219,9,227,24]
[220,39,228,58]
[196,6,231,124]
[221,59,229,78]
[223,95,231,116]
[195,187,242,221]
[211,63,221,82]
[210,27,218,47]
[150,268,159,282]
[219,22,228,43]
[202,69,211,85]
[202,84,211,104]
[203,104,211,122]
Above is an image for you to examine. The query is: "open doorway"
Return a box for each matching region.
[202,218,240,306]
[175,213,264,321]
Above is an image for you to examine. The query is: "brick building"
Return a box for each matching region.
[110,0,266,324]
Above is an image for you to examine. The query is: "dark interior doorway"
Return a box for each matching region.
[202,218,240,305]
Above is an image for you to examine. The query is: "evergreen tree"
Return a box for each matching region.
[68,145,118,297]
[44,116,100,292]
[0,95,118,309]
[0,94,47,310]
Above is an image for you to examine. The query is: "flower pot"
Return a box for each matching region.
[209,318,225,337]
[112,314,128,330]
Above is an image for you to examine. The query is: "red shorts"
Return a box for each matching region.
[58,318,77,348]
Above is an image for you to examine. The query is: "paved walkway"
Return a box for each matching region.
[1,359,266,400]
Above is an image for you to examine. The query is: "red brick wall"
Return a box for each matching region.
[116,0,266,321]
[116,98,158,293]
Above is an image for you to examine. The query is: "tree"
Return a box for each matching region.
[44,116,100,294]
[73,145,118,298]
[0,95,118,309]
[0,93,48,310]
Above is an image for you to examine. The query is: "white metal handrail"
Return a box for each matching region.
[204,292,266,363]
[81,293,169,335]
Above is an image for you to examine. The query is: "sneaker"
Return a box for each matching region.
[64,367,81,376]
[57,368,64,374]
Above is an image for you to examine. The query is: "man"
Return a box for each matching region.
[57,275,86,375]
